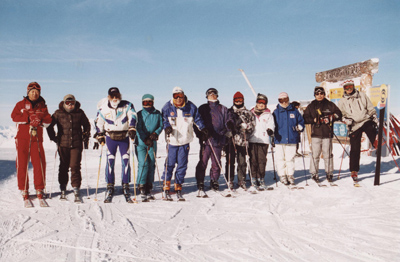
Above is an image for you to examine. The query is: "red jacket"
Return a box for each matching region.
[11,96,52,142]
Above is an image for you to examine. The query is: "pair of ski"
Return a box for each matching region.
[197,188,233,198]
[104,192,135,203]
[247,185,274,194]
[314,181,338,187]
[59,191,83,203]
[24,196,49,208]
[163,192,185,201]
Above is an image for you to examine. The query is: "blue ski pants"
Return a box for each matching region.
[162,144,190,185]
[105,136,131,184]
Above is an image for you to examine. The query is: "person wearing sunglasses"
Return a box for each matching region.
[338,80,378,183]
[248,93,275,191]
[96,87,137,201]
[11,82,52,201]
[303,87,342,183]
[273,92,305,186]
[47,94,91,200]
[161,86,206,200]
[225,91,256,190]
[135,94,163,201]
[194,88,229,194]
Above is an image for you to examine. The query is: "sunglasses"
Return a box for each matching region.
[256,99,266,104]
[65,100,75,106]
[343,85,354,90]
[315,92,325,96]
[142,100,154,106]
[173,93,184,99]
[278,97,289,103]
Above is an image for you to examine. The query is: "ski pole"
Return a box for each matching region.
[83,145,90,199]
[94,144,104,201]
[300,131,309,186]
[243,133,255,186]
[36,135,47,196]
[338,130,349,180]
[269,138,278,187]
[131,141,138,203]
[238,69,257,98]
[137,146,150,191]
[49,147,58,199]
[163,134,170,198]
[333,132,350,157]
[153,151,164,198]
[208,139,233,194]
[24,131,34,194]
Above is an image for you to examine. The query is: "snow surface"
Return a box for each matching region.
[0,127,399,262]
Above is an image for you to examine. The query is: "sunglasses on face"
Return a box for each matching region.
[315,92,325,96]
[173,93,184,99]
[65,100,75,106]
[256,99,266,104]
[278,97,289,103]
[142,100,154,106]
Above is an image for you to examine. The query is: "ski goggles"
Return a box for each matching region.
[173,93,184,99]
[343,84,354,90]
[27,82,41,92]
[142,100,154,106]
[278,97,289,103]
[256,99,267,104]
[206,90,218,96]
[234,97,244,103]
[64,100,75,106]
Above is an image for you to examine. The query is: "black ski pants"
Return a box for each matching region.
[349,120,377,172]
[249,143,269,180]
[58,146,83,190]
[224,142,247,183]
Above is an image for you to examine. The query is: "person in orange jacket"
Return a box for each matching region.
[11,82,52,200]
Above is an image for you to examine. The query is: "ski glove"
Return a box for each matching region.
[144,137,153,147]
[97,132,105,145]
[165,126,173,135]
[29,114,41,128]
[343,117,353,126]
[371,115,379,126]
[267,129,274,136]
[149,132,159,141]
[295,125,303,132]
[201,128,210,141]
[128,128,136,139]
[82,132,90,143]
[321,115,332,125]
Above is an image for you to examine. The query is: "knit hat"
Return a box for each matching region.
[342,80,355,88]
[108,87,120,96]
[27,82,41,95]
[172,86,184,94]
[63,94,76,102]
[142,94,154,101]
[233,91,244,100]
[256,93,268,104]
[314,86,325,95]
[278,92,289,99]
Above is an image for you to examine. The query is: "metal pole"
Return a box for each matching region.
[238,69,257,98]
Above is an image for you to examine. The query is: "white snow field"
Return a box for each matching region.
[0,127,399,262]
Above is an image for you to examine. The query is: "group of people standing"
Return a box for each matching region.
[11,80,378,202]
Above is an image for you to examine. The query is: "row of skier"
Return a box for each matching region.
[11,80,378,202]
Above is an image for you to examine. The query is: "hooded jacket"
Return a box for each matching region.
[96,100,137,135]
[338,89,376,133]
[135,107,163,147]
[273,103,304,144]
[47,101,91,148]
[249,107,275,144]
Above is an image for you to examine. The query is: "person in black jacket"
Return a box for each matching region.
[303,87,342,183]
[47,94,91,198]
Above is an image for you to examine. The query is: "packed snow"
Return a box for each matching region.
[0,126,399,262]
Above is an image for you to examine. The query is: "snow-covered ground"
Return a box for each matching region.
[0,127,399,262]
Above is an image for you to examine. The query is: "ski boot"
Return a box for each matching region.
[326,173,334,183]
[197,182,208,198]
[104,183,114,203]
[22,190,33,208]
[163,181,173,201]
[228,181,234,191]
[351,171,358,182]
[210,180,219,191]
[175,183,185,201]
[36,189,49,207]
[145,183,155,200]
[238,180,247,191]
[60,184,67,200]
[311,174,320,183]
[288,175,295,186]
[139,184,148,202]
[73,187,82,203]
[280,176,290,186]
[122,183,134,203]
[256,178,265,191]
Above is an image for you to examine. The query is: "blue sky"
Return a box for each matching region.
[1,0,399,126]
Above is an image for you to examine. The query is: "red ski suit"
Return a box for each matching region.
[11,97,52,191]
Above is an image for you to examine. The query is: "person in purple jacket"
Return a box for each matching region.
[194,88,229,195]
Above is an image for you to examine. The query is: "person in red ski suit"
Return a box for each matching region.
[11,82,52,199]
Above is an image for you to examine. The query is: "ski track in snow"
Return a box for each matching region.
[0,140,399,261]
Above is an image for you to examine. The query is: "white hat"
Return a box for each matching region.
[172,86,184,94]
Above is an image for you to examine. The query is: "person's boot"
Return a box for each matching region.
[311,174,320,183]
[139,184,148,202]
[104,183,114,203]
[175,183,185,201]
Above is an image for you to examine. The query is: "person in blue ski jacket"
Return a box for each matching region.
[135,94,163,201]
[273,92,304,186]
[95,87,137,198]
[194,88,228,193]
[162,86,207,199]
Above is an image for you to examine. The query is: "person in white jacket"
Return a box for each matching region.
[248,94,275,190]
